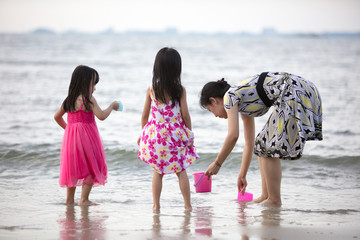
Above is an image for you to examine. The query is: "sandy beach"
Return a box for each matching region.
[1,200,359,240]
[0,165,359,240]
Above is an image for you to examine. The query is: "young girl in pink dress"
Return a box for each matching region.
[138,47,199,211]
[54,65,119,206]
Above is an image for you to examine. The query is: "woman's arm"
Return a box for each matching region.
[179,86,192,130]
[137,87,151,146]
[91,96,118,121]
[237,115,255,193]
[54,106,67,129]
[205,102,239,178]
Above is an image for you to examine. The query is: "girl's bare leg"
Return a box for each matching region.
[66,187,76,204]
[152,171,163,211]
[78,184,94,206]
[176,170,192,211]
[261,157,282,206]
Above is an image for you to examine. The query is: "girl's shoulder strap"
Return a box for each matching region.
[149,86,155,100]
[80,98,86,110]
[150,86,162,105]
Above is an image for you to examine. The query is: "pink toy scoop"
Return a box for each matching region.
[237,192,253,201]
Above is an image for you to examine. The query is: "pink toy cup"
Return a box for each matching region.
[237,192,253,201]
[193,172,211,193]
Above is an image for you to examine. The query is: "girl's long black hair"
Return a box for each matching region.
[199,78,230,108]
[62,65,99,112]
[152,47,183,107]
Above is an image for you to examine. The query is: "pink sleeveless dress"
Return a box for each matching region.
[59,101,107,187]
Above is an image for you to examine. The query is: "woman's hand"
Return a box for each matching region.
[205,161,221,180]
[237,174,247,195]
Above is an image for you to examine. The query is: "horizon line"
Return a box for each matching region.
[2,27,360,37]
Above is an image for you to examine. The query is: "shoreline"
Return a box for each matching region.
[1,217,358,240]
[1,201,359,240]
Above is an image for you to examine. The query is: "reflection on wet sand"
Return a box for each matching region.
[237,202,251,226]
[152,210,191,239]
[237,201,281,239]
[57,205,107,240]
[194,207,213,237]
[237,201,282,226]
[236,201,252,239]
[151,207,215,238]
[261,206,282,226]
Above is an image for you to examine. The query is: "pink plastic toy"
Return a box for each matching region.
[193,172,212,193]
[237,192,253,201]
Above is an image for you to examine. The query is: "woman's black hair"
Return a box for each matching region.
[152,47,183,107]
[62,65,99,112]
[200,78,230,108]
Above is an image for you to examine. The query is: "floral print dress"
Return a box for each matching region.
[138,88,199,175]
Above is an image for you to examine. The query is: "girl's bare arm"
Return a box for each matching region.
[137,87,151,145]
[179,87,192,130]
[91,96,118,121]
[140,87,151,129]
[54,106,67,129]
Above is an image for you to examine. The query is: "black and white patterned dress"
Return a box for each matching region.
[223,72,323,160]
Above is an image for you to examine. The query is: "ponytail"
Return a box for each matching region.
[200,78,230,108]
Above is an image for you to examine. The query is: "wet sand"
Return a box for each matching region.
[1,196,359,240]
[1,161,359,240]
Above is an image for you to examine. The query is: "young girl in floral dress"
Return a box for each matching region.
[138,47,199,211]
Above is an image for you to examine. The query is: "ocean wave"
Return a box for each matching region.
[301,155,360,168]
[327,130,359,136]
[1,145,359,172]
[285,208,360,215]
[104,150,360,172]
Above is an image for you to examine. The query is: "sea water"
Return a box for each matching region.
[0,34,359,239]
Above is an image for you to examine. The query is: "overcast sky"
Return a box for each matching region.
[1,0,360,34]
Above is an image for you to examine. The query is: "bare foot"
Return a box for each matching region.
[253,195,268,203]
[185,205,192,212]
[65,200,75,205]
[153,205,160,212]
[78,200,97,206]
[261,198,282,206]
